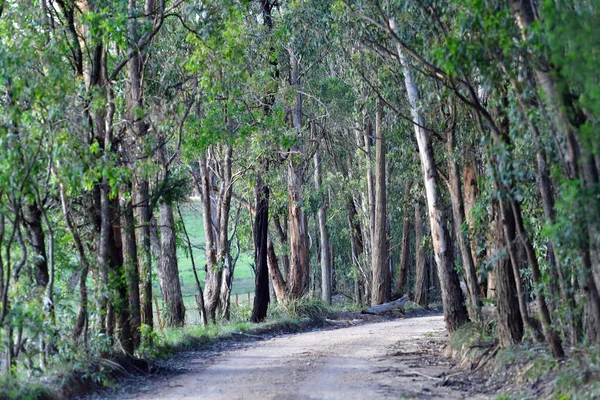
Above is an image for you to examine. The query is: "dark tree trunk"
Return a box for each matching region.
[135,179,153,329]
[508,0,600,342]
[500,192,543,342]
[103,84,133,354]
[347,196,364,305]
[59,183,90,344]
[394,183,411,296]
[158,204,185,328]
[251,177,270,322]
[126,0,154,331]
[23,202,49,289]
[446,116,481,321]
[121,187,141,348]
[510,199,565,357]
[505,73,581,344]
[494,207,524,347]
[414,198,429,307]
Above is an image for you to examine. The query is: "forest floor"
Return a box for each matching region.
[82,313,497,400]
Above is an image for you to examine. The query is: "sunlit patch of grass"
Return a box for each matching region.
[270,296,330,323]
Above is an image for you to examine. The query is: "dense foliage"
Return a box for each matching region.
[0,0,598,395]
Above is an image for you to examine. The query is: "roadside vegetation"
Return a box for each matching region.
[1,296,335,400]
[1,0,599,399]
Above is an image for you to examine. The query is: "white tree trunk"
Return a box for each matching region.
[390,19,468,332]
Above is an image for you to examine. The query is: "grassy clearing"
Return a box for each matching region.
[151,200,255,315]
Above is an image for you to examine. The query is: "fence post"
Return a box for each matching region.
[235,293,239,306]
[248,292,251,303]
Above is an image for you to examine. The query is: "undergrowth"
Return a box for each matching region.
[448,319,600,399]
[3,296,337,399]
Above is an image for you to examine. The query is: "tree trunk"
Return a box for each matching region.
[508,0,600,341]
[414,198,429,307]
[505,72,581,344]
[121,186,141,348]
[217,145,234,319]
[134,179,153,329]
[393,20,468,332]
[251,176,270,322]
[23,202,49,289]
[498,195,541,337]
[446,117,481,321]
[58,182,89,344]
[494,207,524,347]
[394,183,411,296]
[286,54,309,299]
[314,150,331,304]
[510,199,565,357]
[199,154,220,321]
[127,0,153,331]
[158,203,185,328]
[347,196,364,305]
[364,117,376,250]
[371,99,390,305]
[267,235,286,303]
[273,216,290,279]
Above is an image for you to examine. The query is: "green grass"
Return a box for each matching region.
[153,200,255,302]
[139,296,333,359]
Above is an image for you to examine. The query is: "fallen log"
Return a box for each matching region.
[361,295,409,315]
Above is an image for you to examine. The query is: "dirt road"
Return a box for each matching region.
[102,315,489,399]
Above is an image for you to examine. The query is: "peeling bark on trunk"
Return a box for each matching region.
[217,145,234,319]
[267,235,286,303]
[371,99,390,305]
[446,118,481,321]
[199,154,220,322]
[286,54,309,299]
[393,20,468,332]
